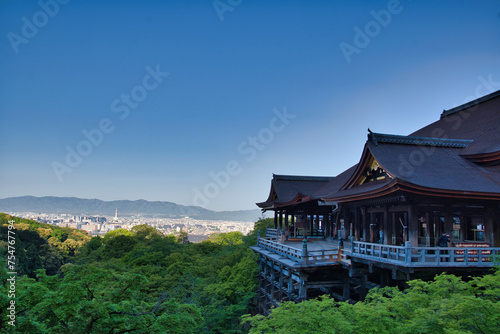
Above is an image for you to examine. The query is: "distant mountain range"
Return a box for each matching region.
[0,196,263,222]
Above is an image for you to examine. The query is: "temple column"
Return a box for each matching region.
[434,213,440,246]
[361,207,367,242]
[303,215,308,239]
[324,214,330,238]
[408,204,418,247]
[274,211,278,229]
[354,208,360,240]
[444,207,453,242]
[309,213,314,237]
[299,273,308,300]
[382,205,388,244]
[391,212,396,245]
[370,212,376,243]
[425,211,431,246]
[459,211,466,242]
[278,211,283,231]
[284,212,289,236]
[485,207,496,246]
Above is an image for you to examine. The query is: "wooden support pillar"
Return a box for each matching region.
[370,212,376,243]
[330,213,335,238]
[434,213,441,246]
[278,265,284,300]
[278,211,283,231]
[299,274,308,300]
[270,262,275,301]
[343,277,351,300]
[343,212,349,240]
[361,207,367,242]
[284,212,289,230]
[391,212,396,245]
[459,211,466,242]
[382,205,388,244]
[354,208,360,240]
[360,274,367,300]
[444,207,453,241]
[324,214,329,238]
[309,214,313,235]
[485,207,497,246]
[303,215,308,239]
[333,212,339,239]
[288,275,294,295]
[349,214,354,239]
[274,211,278,229]
[425,211,431,247]
[403,212,408,244]
[408,205,418,247]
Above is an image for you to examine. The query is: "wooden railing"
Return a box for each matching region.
[350,241,500,268]
[258,237,303,262]
[257,235,339,264]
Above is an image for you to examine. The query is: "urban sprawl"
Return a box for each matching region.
[6,211,255,242]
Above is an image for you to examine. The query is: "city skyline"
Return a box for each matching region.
[1,1,500,211]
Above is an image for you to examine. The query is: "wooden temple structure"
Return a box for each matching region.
[251,89,500,314]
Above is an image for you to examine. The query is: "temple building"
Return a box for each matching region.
[252,89,500,314]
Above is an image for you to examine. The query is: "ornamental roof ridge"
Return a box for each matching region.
[367,129,473,148]
[272,174,335,182]
[441,89,500,118]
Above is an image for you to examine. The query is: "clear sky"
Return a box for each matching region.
[1,0,500,211]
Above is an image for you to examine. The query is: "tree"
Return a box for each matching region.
[209,232,244,246]
[244,271,500,334]
[131,224,164,243]
[11,265,204,333]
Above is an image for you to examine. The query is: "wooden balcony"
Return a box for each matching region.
[253,229,342,268]
[255,229,500,270]
[349,241,500,268]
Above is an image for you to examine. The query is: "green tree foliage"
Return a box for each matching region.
[10,266,203,333]
[243,271,500,334]
[0,213,91,276]
[209,231,245,246]
[0,214,261,333]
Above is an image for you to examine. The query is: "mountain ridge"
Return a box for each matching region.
[0,196,262,222]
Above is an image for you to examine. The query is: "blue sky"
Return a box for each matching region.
[1,0,500,211]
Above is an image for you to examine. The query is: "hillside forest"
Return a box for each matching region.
[0,213,498,333]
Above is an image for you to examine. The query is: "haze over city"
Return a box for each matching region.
[1,0,500,211]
